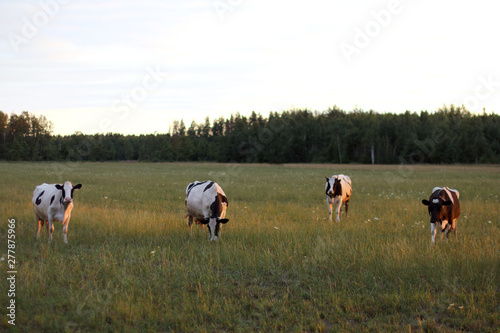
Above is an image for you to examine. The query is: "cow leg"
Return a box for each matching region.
[345,199,349,218]
[62,222,69,244]
[188,215,194,237]
[62,213,72,244]
[44,220,53,238]
[443,224,451,242]
[335,199,342,222]
[430,222,437,243]
[441,220,449,241]
[35,214,42,239]
[47,220,54,242]
[327,198,333,222]
[452,218,458,241]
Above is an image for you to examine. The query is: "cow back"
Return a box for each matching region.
[33,184,65,220]
[185,181,228,220]
[338,175,352,198]
[447,190,460,220]
[33,183,62,207]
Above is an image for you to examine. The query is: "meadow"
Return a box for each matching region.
[0,162,499,332]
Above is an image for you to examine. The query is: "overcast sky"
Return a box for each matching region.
[1,0,499,135]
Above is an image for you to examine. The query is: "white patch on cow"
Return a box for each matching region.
[446,187,460,198]
[442,187,454,205]
[432,198,439,204]
[432,187,443,194]
[430,222,436,243]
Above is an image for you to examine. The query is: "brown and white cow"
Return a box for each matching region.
[325,174,352,222]
[33,181,82,243]
[422,187,460,243]
[185,181,229,241]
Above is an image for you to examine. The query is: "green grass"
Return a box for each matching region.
[0,162,499,332]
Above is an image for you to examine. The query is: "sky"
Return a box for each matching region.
[1,0,499,135]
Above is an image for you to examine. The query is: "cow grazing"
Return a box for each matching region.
[422,187,460,243]
[33,181,82,243]
[325,174,352,222]
[185,181,229,241]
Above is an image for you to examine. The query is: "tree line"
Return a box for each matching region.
[1,106,499,164]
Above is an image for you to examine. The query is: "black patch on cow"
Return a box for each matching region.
[70,184,81,201]
[35,191,45,205]
[203,181,215,192]
[55,186,65,205]
[215,222,220,237]
[186,182,197,193]
[55,184,66,203]
[210,194,222,218]
[210,193,228,218]
[333,178,342,197]
[50,195,55,205]
[325,177,332,197]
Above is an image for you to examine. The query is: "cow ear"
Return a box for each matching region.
[73,184,82,190]
[200,219,209,225]
[422,199,430,206]
[443,200,452,206]
[55,184,63,190]
[219,219,229,224]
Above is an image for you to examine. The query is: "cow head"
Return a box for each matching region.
[325,177,333,197]
[200,217,229,241]
[422,197,452,224]
[325,176,341,197]
[55,181,82,205]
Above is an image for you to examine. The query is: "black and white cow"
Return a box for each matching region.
[325,174,352,222]
[185,181,229,241]
[422,187,460,243]
[33,181,82,243]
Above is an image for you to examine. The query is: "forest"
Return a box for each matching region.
[1,105,499,164]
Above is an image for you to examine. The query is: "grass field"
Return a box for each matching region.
[0,162,499,332]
